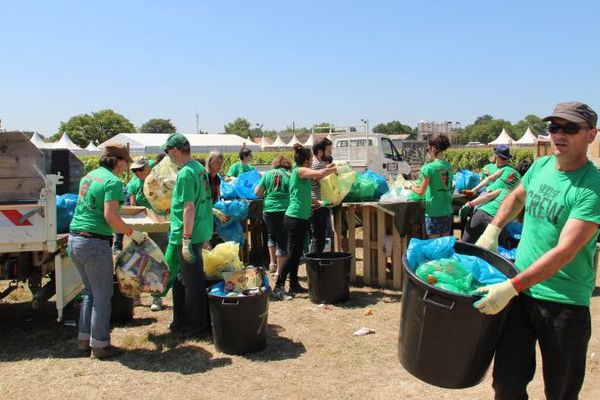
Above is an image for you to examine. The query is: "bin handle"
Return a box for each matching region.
[319,261,333,266]
[422,290,455,311]
[222,298,240,306]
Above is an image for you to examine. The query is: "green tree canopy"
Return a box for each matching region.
[372,120,413,136]
[139,118,176,133]
[224,117,252,138]
[51,109,135,147]
[512,114,546,139]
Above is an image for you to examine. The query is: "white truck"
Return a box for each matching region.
[331,132,412,180]
[0,132,83,321]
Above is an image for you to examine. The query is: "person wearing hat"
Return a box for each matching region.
[127,156,152,209]
[226,147,255,179]
[474,102,600,399]
[478,144,510,180]
[469,144,519,195]
[68,144,147,359]
[162,133,213,338]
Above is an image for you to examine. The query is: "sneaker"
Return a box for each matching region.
[150,297,163,311]
[272,287,293,301]
[269,264,277,273]
[289,283,309,294]
[90,345,123,360]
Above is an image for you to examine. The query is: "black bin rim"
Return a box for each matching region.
[305,252,353,261]
[403,241,518,300]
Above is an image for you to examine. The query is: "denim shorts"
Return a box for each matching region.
[425,215,453,235]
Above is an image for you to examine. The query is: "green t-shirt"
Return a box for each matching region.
[487,165,521,191]
[169,160,213,245]
[126,177,151,209]
[419,160,453,217]
[516,156,600,306]
[226,161,255,178]
[285,167,312,220]
[479,188,510,217]
[257,168,291,213]
[70,167,124,236]
[480,162,498,180]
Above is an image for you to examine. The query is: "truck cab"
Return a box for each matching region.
[331,132,412,179]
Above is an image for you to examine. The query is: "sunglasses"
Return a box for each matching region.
[131,167,144,173]
[548,122,586,135]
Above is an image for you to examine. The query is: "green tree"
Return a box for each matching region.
[224,117,252,138]
[512,114,546,139]
[461,115,514,144]
[372,120,413,136]
[139,118,176,133]
[51,109,135,147]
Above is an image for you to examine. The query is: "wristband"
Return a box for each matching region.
[183,235,192,240]
[510,276,524,292]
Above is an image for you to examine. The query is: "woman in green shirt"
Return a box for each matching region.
[68,144,146,359]
[407,135,453,238]
[272,144,337,301]
[255,155,293,275]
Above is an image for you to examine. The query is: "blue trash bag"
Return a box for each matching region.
[209,272,270,297]
[505,221,523,241]
[216,221,244,244]
[214,200,249,227]
[56,193,78,233]
[406,236,456,270]
[220,179,240,200]
[454,169,481,193]
[361,170,389,200]
[234,170,261,200]
[498,246,517,261]
[452,253,508,286]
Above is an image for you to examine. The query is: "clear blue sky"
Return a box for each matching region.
[2,0,599,137]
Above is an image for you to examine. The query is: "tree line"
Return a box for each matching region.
[42,109,549,148]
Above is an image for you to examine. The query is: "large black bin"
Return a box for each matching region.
[208,290,269,355]
[305,252,352,304]
[398,241,518,389]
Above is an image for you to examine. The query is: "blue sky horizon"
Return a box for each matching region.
[2,1,599,137]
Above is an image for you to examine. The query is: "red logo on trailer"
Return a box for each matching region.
[0,210,33,226]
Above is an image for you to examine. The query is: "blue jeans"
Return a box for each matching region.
[68,234,114,348]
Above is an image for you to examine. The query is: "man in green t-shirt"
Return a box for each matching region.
[474,102,600,399]
[162,133,213,338]
[226,147,255,178]
[127,156,152,208]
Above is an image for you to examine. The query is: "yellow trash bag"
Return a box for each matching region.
[320,162,356,205]
[143,156,179,213]
[202,241,243,280]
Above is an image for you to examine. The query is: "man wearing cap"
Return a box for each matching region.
[474,102,600,398]
[162,133,213,338]
[471,145,519,194]
[69,144,147,359]
[127,156,153,209]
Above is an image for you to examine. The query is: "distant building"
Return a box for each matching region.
[417,121,461,141]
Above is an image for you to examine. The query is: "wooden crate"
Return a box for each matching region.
[333,203,424,290]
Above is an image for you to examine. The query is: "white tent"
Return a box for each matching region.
[258,136,272,150]
[515,127,537,145]
[287,134,301,147]
[29,132,47,148]
[326,133,333,142]
[488,128,514,145]
[84,141,102,155]
[303,134,314,147]
[52,132,83,151]
[98,133,261,154]
[265,135,289,148]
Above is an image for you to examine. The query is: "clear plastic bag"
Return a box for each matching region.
[143,157,179,212]
[115,237,170,298]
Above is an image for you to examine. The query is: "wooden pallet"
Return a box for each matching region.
[333,203,424,290]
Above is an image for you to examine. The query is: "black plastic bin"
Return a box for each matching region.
[305,252,352,304]
[208,290,269,355]
[398,241,518,389]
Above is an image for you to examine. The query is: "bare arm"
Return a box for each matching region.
[182,201,195,238]
[104,201,133,235]
[471,169,503,192]
[469,189,501,207]
[411,176,430,196]
[514,218,598,291]
[129,195,136,207]
[490,184,526,229]
[254,185,265,197]
[298,166,336,180]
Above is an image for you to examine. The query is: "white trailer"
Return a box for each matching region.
[0,132,83,321]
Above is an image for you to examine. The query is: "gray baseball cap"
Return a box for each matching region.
[543,101,597,128]
[130,156,150,170]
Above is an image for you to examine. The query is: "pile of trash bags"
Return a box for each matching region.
[143,157,179,212]
[320,164,392,205]
[115,237,170,298]
[56,193,78,233]
[407,236,508,295]
[209,266,270,297]
[453,169,480,194]
[213,199,249,244]
[203,241,243,280]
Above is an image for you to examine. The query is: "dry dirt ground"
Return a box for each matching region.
[1,267,599,400]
